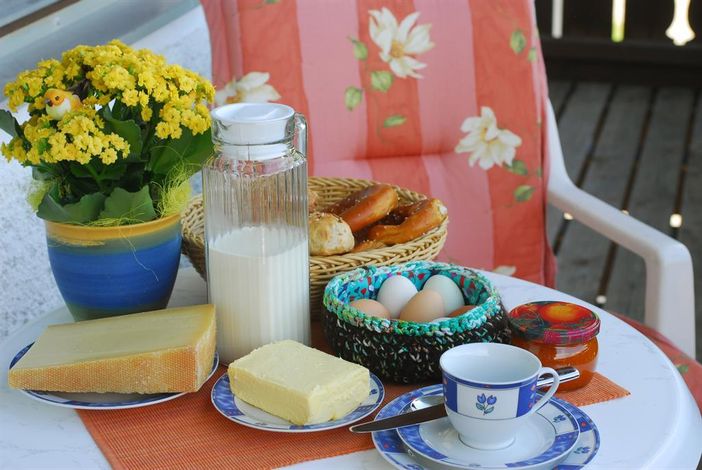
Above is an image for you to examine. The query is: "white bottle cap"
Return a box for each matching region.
[211,103,295,160]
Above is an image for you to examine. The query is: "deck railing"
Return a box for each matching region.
[536,0,702,85]
[546,0,697,45]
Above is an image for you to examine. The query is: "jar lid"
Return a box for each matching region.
[508,301,600,346]
[211,103,294,160]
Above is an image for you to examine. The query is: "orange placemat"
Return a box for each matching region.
[556,372,630,406]
[79,367,414,470]
[77,327,629,470]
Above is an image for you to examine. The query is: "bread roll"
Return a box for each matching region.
[308,189,319,213]
[309,212,355,256]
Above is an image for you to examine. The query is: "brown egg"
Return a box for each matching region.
[350,299,391,319]
[448,305,476,318]
[399,290,445,323]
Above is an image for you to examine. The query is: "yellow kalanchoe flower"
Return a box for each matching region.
[1,39,213,166]
[8,108,130,166]
[1,39,214,225]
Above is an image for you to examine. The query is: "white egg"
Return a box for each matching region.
[377,275,418,318]
[422,274,465,315]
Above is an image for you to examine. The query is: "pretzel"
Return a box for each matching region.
[325,184,399,233]
[368,198,447,245]
[351,239,387,253]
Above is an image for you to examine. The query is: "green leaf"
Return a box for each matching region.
[36,138,49,155]
[121,162,147,190]
[344,86,363,111]
[68,163,93,178]
[510,29,527,54]
[149,128,212,177]
[677,364,689,375]
[181,128,213,171]
[69,161,127,181]
[33,165,55,180]
[505,159,528,176]
[264,0,280,3]
[527,47,537,62]
[37,192,106,224]
[101,162,129,181]
[111,99,127,120]
[0,109,18,137]
[514,184,535,202]
[383,115,407,127]
[101,105,143,156]
[99,186,157,223]
[350,38,368,60]
[371,70,393,92]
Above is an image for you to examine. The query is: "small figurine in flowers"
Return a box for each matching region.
[0,40,215,321]
[0,40,214,225]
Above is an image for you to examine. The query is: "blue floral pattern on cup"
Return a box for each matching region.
[573,446,591,454]
[475,393,497,415]
[553,414,567,423]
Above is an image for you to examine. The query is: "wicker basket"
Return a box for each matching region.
[321,261,510,383]
[181,176,448,316]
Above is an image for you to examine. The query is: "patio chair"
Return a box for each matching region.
[201,0,700,403]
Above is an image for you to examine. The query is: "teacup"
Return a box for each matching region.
[440,343,560,450]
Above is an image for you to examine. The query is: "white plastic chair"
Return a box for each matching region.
[545,102,696,357]
[0,6,695,358]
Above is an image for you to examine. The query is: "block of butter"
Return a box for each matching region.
[229,340,370,425]
[8,304,216,394]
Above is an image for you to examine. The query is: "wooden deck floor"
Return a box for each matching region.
[548,80,702,361]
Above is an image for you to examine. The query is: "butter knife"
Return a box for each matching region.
[349,367,579,433]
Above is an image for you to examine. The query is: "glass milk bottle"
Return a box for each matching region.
[204,103,310,364]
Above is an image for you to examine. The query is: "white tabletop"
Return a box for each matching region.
[1,268,700,469]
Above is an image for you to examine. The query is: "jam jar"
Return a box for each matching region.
[508,301,600,391]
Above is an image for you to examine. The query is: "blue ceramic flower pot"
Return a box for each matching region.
[45,214,182,321]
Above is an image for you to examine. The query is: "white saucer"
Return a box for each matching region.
[372,384,598,470]
[10,343,220,410]
[398,397,579,469]
[211,371,385,432]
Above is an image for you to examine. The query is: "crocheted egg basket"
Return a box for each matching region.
[321,261,511,383]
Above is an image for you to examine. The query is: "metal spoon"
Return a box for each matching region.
[410,367,580,411]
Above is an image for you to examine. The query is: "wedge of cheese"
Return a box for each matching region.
[229,340,370,425]
[8,304,216,394]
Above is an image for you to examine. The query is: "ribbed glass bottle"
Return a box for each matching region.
[203,103,310,364]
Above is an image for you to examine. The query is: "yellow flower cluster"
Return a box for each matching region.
[2,109,129,165]
[4,59,65,112]
[2,40,214,165]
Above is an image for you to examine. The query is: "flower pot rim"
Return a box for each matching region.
[45,212,181,241]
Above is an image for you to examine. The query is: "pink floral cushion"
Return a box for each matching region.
[202,0,556,286]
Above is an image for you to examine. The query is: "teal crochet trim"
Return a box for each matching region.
[322,261,503,337]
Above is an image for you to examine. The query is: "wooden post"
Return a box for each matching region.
[611,0,626,42]
[552,0,564,38]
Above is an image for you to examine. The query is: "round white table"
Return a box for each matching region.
[1,268,701,469]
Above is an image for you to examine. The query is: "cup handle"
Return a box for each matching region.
[525,367,560,417]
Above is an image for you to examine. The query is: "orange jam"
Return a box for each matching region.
[508,301,600,391]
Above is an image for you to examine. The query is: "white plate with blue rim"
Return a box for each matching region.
[9,343,219,410]
[211,371,385,432]
[372,384,600,470]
